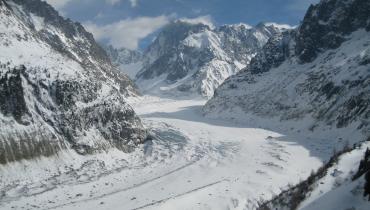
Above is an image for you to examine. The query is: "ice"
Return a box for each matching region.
[1,95,326,210]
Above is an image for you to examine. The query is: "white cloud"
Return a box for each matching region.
[84,15,170,50]
[179,15,215,29]
[95,12,105,19]
[43,0,72,10]
[105,0,138,7]
[105,0,121,5]
[129,0,138,7]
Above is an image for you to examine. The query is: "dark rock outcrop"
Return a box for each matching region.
[247,31,294,74]
[296,0,370,63]
[0,65,29,123]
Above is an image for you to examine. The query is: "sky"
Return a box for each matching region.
[44,0,320,50]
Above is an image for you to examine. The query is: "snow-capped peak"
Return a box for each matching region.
[134,21,289,98]
[222,23,253,30]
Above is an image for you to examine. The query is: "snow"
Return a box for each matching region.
[182,30,229,59]
[299,142,370,210]
[234,60,247,69]
[136,58,240,98]
[204,29,370,146]
[29,13,45,31]
[302,176,369,210]
[136,27,250,98]
[183,31,219,49]
[1,95,328,210]
[0,1,83,80]
[230,23,253,29]
[136,21,286,98]
[1,1,368,209]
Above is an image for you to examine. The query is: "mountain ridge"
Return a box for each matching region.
[204,0,370,143]
[117,20,292,98]
[0,0,147,164]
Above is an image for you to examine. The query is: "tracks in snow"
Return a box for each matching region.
[133,179,230,210]
[46,160,199,210]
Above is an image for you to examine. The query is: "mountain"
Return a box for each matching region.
[204,0,370,139]
[0,0,147,164]
[103,45,144,79]
[135,21,292,98]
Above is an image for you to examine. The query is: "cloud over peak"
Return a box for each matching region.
[179,15,215,29]
[84,15,170,50]
[105,0,138,7]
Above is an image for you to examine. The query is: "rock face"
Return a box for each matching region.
[135,21,292,98]
[204,0,370,137]
[248,30,294,74]
[0,0,147,164]
[296,0,370,63]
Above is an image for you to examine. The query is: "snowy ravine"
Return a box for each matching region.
[1,95,344,210]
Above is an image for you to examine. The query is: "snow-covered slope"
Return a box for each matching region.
[204,0,370,141]
[103,45,144,79]
[258,142,370,210]
[135,21,291,98]
[300,145,370,210]
[0,0,147,164]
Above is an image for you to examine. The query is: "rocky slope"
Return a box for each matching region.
[204,0,370,139]
[0,0,147,164]
[135,21,292,98]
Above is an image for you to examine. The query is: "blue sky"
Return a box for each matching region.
[45,0,319,50]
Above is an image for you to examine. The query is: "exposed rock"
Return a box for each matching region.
[296,0,370,63]
[204,0,370,137]
[0,0,147,164]
[135,21,291,98]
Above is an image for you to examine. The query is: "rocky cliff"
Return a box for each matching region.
[204,0,370,138]
[0,0,147,164]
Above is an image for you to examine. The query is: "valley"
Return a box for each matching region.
[0,0,369,209]
[1,95,337,210]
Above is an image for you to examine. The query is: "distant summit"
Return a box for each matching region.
[131,20,291,97]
